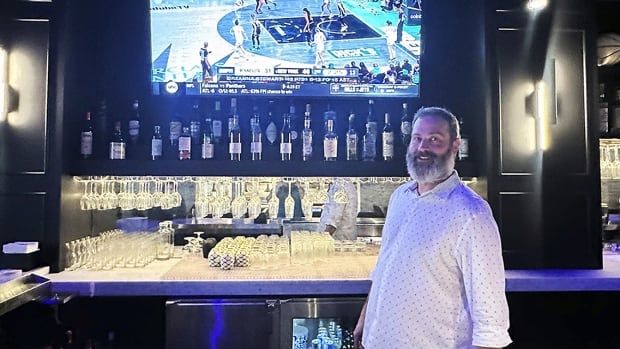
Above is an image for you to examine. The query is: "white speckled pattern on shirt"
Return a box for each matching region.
[362,171,512,349]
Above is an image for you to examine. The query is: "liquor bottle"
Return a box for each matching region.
[179,126,191,160]
[382,112,394,161]
[324,119,337,161]
[250,114,262,161]
[109,121,126,160]
[190,101,202,146]
[265,101,278,159]
[346,112,358,161]
[169,113,182,149]
[95,99,108,158]
[202,118,215,159]
[151,125,163,160]
[212,100,223,144]
[228,98,237,141]
[229,114,242,161]
[281,114,293,161]
[128,99,140,145]
[458,118,469,160]
[302,104,313,161]
[400,102,412,146]
[80,112,93,159]
[366,99,377,143]
[362,123,376,161]
[289,103,300,158]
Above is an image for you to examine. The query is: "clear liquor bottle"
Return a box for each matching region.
[229,114,242,161]
[190,101,202,146]
[281,114,293,161]
[362,123,376,161]
[178,126,191,160]
[250,114,263,161]
[151,125,163,160]
[80,112,93,159]
[382,112,394,161]
[366,99,377,142]
[109,121,126,160]
[302,104,313,161]
[169,113,182,148]
[324,119,338,161]
[202,118,215,159]
[400,102,411,146]
[212,100,223,144]
[346,112,358,161]
[227,98,237,142]
[265,101,278,159]
[128,99,140,145]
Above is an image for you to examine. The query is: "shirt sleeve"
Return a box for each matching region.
[319,183,345,230]
[455,209,512,348]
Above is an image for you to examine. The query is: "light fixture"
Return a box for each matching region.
[526,0,548,12]
[0,45,8,122]
[535,80,549,151]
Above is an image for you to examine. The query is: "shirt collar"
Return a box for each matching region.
[406,170,461,200]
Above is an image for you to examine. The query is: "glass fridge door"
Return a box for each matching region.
[280,297,365,349]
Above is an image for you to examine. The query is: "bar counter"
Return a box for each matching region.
[45,253,620,297]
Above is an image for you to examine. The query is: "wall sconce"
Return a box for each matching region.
[0,45,8,122]
[526,0,548,12]
[535,80,548,152]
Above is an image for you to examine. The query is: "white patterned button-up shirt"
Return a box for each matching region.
[318,180,359,241]
[363,171,512,349]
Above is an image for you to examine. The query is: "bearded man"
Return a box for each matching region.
[353,107,512,349]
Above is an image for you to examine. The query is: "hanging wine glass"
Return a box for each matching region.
[284,181,295,219]
[301,178,314,220]
[334,178,349,204]
[231,181,248,219]
[247,179,262,219]
[267,180,279,219]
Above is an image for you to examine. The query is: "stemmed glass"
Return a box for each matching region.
[268,180,279,219]
[316,178,329,205]
[231,181,248,219]
[301,178,314,220]
[284,181,295,219]
[247,179,262,219]
[333,178,349,204]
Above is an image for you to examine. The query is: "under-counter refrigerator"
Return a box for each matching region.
[166,297,365,349]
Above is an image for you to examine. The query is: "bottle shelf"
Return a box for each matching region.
[67,159,477,178]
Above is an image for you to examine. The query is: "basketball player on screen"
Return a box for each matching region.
[199,42,213,81]
[314,27,327,67]
[230,19,249,60]
[251,14,261,50]
[383,20,397,62]
[321,0,333,17]
[303,8,315,46]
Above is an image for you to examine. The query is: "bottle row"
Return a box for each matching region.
[79,98,470,162]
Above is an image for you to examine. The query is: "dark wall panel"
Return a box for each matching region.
[0,19,49,175]
[497,192,543,268]
[0,192,46,244]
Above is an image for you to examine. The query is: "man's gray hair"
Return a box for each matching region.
[412,107,461,142]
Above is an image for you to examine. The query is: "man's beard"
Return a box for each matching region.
[406,148,455,184]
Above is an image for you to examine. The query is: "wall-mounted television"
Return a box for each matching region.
[150,0,422,97]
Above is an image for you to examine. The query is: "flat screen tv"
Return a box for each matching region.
[150,0,422,97]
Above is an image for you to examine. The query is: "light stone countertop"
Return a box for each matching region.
[46,254,620,297]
